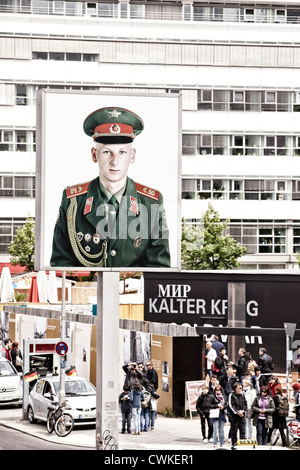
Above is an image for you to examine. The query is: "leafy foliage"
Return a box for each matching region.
[8,217,35,272]
[181,203,247,270]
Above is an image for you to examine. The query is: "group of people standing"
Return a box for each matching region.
[197,336,291,448]
[119,360,159,435]
[1,338,23,372]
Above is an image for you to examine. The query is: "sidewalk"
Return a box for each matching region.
[0,407,290,451]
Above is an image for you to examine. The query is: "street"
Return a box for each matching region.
[0,424,95,450]
[0,403,297,452]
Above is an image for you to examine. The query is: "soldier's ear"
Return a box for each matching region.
[130,147,136,164]
[91,147,97,162]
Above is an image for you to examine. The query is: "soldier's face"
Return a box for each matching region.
[91,142,136,189]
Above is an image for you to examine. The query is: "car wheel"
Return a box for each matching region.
[27,405,36,423]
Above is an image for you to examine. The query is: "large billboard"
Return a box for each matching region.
[35,90,181,271]
[144,271,300,327]
[144,271,300,372]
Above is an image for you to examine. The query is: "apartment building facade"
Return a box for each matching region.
[1,0,300,269]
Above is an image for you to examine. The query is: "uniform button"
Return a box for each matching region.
[110,250,116,257]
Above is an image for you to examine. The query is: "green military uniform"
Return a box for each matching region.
[50,106,170,268]
[50,176,170,268]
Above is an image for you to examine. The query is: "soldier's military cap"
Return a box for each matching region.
[83,107,144,144]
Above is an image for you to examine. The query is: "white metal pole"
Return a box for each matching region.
[59,271,66,404]
[96,272,119,450]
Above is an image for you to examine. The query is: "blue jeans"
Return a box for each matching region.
[132,407,141,433]
[121,411,131,432]
[149,410,156,429]
[212,417,225,446]
[257,418,268,445]
[140,407,150,431]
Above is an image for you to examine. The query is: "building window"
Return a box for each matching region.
[0,218,28,254]
[259,227,286,253]
[0,175,35,198]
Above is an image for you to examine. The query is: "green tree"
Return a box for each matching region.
[181,203,247,270]
[8,217,35,272]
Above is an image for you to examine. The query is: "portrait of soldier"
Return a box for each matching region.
[50,106,171,268]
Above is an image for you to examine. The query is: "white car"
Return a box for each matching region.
[27,375,96,426]
[0,357,22,406]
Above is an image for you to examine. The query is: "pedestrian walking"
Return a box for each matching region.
[245,351,257,377]
[211,335,225,355]
[148,383,159,430]
[214,347,227,388]
[242,378,256,439]
[146,360,159,391]
[11,342,23,372]
[271,386,288,447]
[253,366,268,395]
[196,384,213,443]
[140,385,152,432]
[3,339,12,362]
[222,365,238,443]
[119,385,132,434]
[208,374,219,394]
[230,348,248,383]
[268,375,281,397]
[228,382,247,447]
[252,386,275,445]
[257,347,274,383]
[292,383,300,420]
[205,341,217,380]
[122,361,144,390]
[130,383,144,435]
[209,385,227,448]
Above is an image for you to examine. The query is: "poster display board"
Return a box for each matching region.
[185,380,206,419]
[35,90,181,272]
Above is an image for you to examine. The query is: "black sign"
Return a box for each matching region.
[144,272,300,328]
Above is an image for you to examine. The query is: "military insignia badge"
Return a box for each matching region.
[162,209,168,227]
[84,196,93,215]
[77,232,84,242]
[133,236,142,248]
[107,109,122,118]
[84,233,91,242]
[130,196,138,215]
[93,233,100,244]
[85,246,91,253]
[109,123,121,134]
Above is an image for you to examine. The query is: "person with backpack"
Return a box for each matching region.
[270,386,288,447]
[140,385,152,432]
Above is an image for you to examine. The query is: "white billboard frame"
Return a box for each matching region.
[35,89,182,272]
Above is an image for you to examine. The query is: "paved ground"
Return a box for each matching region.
[0,406,293,451]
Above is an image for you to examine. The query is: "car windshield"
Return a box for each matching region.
[0,361,17,376]
[53,380,96,396]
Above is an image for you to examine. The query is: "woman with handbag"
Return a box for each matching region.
[209,385,227,448]
[251,386,275,445]
[11,342,23,373]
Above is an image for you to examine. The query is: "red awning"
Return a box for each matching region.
[0,263,27,275]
